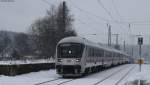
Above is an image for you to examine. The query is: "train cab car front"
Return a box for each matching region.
[56,42,85,77]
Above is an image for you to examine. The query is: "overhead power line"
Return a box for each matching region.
[97,0,128,34]
[111,0,122,21]
[69,0,111,22]
[97,0,115,21]
[77,18,102,32]
[41,0,150,25]
[97,0,126,32]
[111,0,128,31]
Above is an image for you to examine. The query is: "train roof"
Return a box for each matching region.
[58,36,88,44]
[58,36,128,55]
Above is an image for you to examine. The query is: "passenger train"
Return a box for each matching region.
[55,37,130,77]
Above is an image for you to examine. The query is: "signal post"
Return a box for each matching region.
[138,37,143,72]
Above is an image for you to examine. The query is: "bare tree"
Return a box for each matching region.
[30,1,77,58]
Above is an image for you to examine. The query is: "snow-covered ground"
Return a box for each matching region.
[126,64,150,85]
[0,70,59,85]
[0,64,149,85]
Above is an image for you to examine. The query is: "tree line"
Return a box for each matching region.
[0,1,77,60]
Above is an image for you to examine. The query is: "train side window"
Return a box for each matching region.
[118,54,119,58]
[109,52,111,57]
[97,49,99,57]
[113,52,115,58]
[95,49,97,57]
[107,51,109,57]
[108,51,110,57]
[99,49,104,57]
[93,48,95,57]
[96,49,98,57]
[92,48,93,57]
[106,51,108,57]
[98,49,100,56]
[88,48,89,57]
[92,49,94,57]
[94,49,96,57]
[95,49,96,57]
[92,48,94,57]
[115,53,117,58]
[90,48,92,57]
[87,47,89,57]
[98,49,100,57]
[108,51,111,57]
[89,48,91,57]
[105,51,107,57]
[99,49,102,57]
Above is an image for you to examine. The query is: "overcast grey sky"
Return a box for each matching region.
[0,0,150,45]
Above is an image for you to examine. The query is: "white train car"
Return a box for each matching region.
[55,37,129,77]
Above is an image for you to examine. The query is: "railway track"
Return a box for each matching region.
[57,79,75,85]
[35,78,76,85]
[93,65,134,85]
[115,66,136,85]
[35,78,61,85]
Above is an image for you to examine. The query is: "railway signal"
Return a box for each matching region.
[138,37,143,45]
[138,37,143,72]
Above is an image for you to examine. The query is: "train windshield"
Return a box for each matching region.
[58,43,84,58]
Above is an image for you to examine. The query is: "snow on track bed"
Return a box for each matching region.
[117,64,138,85]
[92,64,135,85]
[115,66,136,85]
[93,65,129,85]
[95,64,136,85]
[63,64,134,85]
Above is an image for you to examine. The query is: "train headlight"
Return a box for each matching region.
[76,59,80,62]
[58,59,62,62]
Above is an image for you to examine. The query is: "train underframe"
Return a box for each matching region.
[56,65,83,77]
[56,61,129,77]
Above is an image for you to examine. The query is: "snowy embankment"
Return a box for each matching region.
[0,59,55,76]
[126,64,150,85]
[0,59,55,65]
